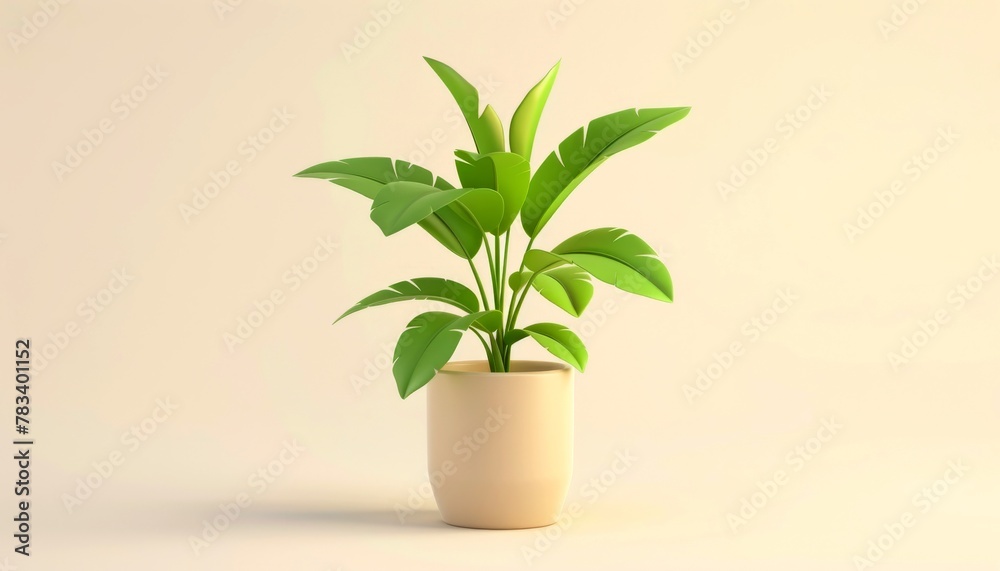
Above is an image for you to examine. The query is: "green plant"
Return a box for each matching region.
[295,58,689,398]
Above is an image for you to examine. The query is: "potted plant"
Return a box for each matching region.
[295,58,689,529]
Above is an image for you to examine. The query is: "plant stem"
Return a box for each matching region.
[472,329,499,371]
[507,270,540,334]
[489,334,504,371]
[500,232,511,307]
[494,234,502,308]
[467,259,490,311]
[497,232,511,371]
[483,236,497,305]
[505,235,535,328]
[516,236,535,275]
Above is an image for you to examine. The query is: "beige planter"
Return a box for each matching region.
[427,360,574,529]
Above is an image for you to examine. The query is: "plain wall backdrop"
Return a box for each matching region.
[2,0,998,569]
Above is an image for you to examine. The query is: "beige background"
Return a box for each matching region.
[2,0,998,569]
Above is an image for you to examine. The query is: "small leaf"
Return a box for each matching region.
[508,270,532,294]
[424,58,504,154]
[394,310,501,398]
[455,189,504,233]
[521,107,690,237]
[532,266,594,317]
[552,227,672,302]
[480,105,506,154]
[455,152,529,234]
[335,278,479,323]
[370,181,500,236]
[508,268,593,317]
[507,323,588,371]
[294,157,481,258]
[510,61,560,162]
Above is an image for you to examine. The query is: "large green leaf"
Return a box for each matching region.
[550,227,673,302]
[506,323,588,372]
[370,181,502,236]
[294,158,482,258]
[294,157,444,198]
[520,107,690,237]
[455,151,529,233]
[335,278,479,323]
[510,267,594,317]
[394,310,501,398]
[424,58,505,155]
[510,61,560,162]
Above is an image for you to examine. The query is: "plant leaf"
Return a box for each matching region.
[370,181,501,236]
[524,249,571,273]
[510,61,560,162]
[506,323,588,371]
[424,58,504,154]
[455,151,530,233]
[394,310,501,398]
[508,270,532,295]
[508,267,593,317]
[335,278,480,323]
[535,267,594,317]
[294,157,446,198]
[294,157,482,258]
[480,105,505,154]
[551,227,673,302]
[455,189,505,233]
[520,107,690,237]
[470,310,502,332]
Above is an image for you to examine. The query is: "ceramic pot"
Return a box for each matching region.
[426,360,574,529]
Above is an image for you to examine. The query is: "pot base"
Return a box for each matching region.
[440,517,558,530]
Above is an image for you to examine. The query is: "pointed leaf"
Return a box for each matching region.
[335,278,479,323]
[507,323,588,372]
[480,105,505,153]
[510,61,560,162]
[295,157,445,198]
[294,157,481,258]
[370,181,500,236]
[394,310,501,398]
[424,58,504,154]
[551,227,673,302]
[455,189,504,233]
[509,268,594,317]
[530,266,594,317]
[417,208,482,258]
[521,107,690,237]
[455,151,530,233]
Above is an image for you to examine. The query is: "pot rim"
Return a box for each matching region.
[438,360,571,376]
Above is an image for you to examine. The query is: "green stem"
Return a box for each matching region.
[453,201,493,310]
[501,233,511,301]
[497,232,511,371]
[467,259,490,311]
[490,334,504,372]
[516,235,535,275]
[494,234,503,307]
[507,271,540,333]
[483,237,497,304]
[473,329,499,371]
